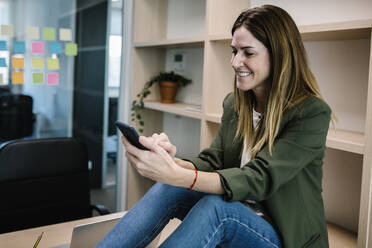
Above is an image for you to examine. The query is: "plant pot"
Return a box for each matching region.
[159,81,179,103]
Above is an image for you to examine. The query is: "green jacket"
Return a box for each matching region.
[187,93,331,248]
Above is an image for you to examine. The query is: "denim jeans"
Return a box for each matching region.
[96,183,282,248]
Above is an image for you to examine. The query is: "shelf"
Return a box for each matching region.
[205,113,222,123]
[327,222,357,248]
[326,129,364,154]
[203,118,365,154]
[208,34,231,42]
[300,19,372,41]
[134,36,205,48]
[143,100,203,120]
[208,19,372,43]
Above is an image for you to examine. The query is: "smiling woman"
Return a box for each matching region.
[97,5,332,248]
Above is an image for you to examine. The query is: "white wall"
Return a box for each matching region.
[166,0,205,39]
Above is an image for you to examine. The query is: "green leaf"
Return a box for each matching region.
[139,128,144,133]
[136,114,141,119]
[139,121,144,126]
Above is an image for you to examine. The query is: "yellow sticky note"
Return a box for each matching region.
[1,24,14,36]
[12,72,24,84]
[43,27,56,41]
[27,26,40,40]
[12,57,24,69]
[32,58,44,69]
[65,43,78,56]
[59,28,72,41]
[47,58,59,70]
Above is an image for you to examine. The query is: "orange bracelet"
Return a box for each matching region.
[187,169,198,190]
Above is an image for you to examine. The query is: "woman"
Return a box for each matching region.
[97,5,331,248]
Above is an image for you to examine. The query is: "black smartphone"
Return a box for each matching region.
[115,121,149,150]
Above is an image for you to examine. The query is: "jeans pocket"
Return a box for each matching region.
[302,233,321,248]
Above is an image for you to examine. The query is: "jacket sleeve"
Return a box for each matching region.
[183,93,233,172]
[216,98,331,202]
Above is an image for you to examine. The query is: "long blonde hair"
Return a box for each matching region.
[232,5,329,158]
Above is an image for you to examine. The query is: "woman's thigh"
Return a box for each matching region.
[160,195,282,248]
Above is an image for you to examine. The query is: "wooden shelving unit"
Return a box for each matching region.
[126,0,372,247]
[143,100,202,120]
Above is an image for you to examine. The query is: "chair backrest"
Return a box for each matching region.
[0,138,92,234]
[0,94,34,140]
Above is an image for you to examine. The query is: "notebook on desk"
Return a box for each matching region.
[52,216,120,248]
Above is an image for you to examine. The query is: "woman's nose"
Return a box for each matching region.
[231,53,242,69]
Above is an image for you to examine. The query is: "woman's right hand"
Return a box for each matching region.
[150,132,177,158]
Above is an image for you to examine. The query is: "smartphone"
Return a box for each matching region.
[115,121,149,150]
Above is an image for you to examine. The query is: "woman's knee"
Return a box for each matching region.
[195,194,227,214]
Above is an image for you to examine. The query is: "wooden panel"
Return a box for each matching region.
[203,40,234,116]
[200,120,219,151]
[359,32,372,248]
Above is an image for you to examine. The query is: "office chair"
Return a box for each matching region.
[0,93,35,141]
[0,138,109,234]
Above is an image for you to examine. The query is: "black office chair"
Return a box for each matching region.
[0,93,35,141]
[0,138,109,234]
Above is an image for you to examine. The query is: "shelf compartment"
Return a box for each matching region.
[144,100,203,120]
[328,222,357,248]
[326,129,364,154]
[134,37,205,48]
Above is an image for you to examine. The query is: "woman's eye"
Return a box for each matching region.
[232,50,237,55]
[245,51,253,57]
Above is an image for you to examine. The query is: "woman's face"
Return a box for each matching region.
[231,27,271,94]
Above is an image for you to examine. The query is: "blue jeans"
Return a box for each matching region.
[96,183,282,248]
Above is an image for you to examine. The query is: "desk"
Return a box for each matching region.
[0,212,125,248]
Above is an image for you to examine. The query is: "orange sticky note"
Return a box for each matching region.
[12,57,24,69]
[12,72,24,84]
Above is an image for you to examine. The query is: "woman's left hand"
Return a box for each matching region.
[122,135,184,185]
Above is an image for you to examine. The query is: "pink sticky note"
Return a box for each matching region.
[47,72,59,85]
[32,41,44,54]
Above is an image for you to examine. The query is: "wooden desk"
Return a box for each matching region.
[0,212,125,248]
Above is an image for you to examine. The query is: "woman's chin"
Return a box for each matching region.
[236,81,252,91]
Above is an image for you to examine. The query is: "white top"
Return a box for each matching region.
[240,108,263,216]
[240,108,262,167]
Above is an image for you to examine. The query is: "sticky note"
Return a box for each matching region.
[59,28,72,41]
[27,26,40,40]
[32,72,44,84]
[1,24,13,36]
[32,58,44,69]
[0,58,6,67]
[12,57,24,69]
[13,41,26,53]
[47,58,59,70]
[65,43,77,56]
[47,72,59,85]
[0,41,7,50]
[43,27,56,41]
[32,42,44,54]
[50,42,62,54]
[12,72,24,84]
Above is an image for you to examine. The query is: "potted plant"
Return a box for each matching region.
[131,71,192,133]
